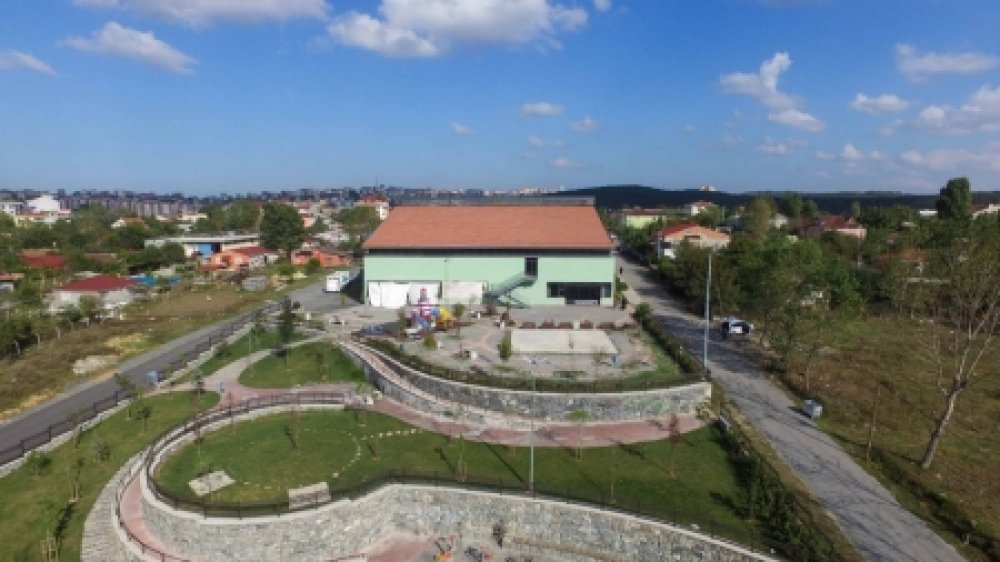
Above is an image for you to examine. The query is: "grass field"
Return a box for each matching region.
[0,391,218,562]
[239,342,366,388]
[778,315,1000,560]
[0,278,318,418]
[154,410,754,539]
[190,329,303,381]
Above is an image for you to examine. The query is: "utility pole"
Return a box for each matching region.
[703,251,712,375]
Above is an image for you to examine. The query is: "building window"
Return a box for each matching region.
[547,282,565,298]
[525,257,538,277]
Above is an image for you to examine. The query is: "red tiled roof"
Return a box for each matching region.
[57,275,138,292]
[21,254,68,269]
[231,246,272,257]
[658,222,701,236]
[363,206,613,250]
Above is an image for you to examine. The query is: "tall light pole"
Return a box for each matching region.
[529,371,536,494]
[703,250,712,376]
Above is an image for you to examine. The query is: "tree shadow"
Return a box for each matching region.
[484,443,526,488]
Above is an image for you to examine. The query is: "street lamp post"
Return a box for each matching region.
[529,371,536,494]
[703,251,712,376]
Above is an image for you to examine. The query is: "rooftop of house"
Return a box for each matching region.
[57,275,138,292]
[20,251,68,269]
[658,222,730,239]
[229,245,274,257]
[363,205,614,250]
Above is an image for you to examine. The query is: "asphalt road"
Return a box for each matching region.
[618,256,963,562]
[0,280,351,460]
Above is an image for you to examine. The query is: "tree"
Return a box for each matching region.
[304,257,322,275]
[802,199,821,220]
[568,409,590,460]
[260,203,306,260]
[308,217,328,235]
[916,230,1000,469]
[742,197,774,242]
[79,295,101,323]
[778,193,804,226]
[278,297,296,364]
[935,177,972,222]
[694,206,724,228]
[336,207,381,251]
[667,414,682,477]
[497,330,513,362]
[226,199,260,231]
[451,302,466,353]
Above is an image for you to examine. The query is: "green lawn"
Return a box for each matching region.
[155,410,753,539]
[0,391,219,562]
[239,342,366,388]
[184,329,308,384]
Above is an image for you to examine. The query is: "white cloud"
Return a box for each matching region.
[901,145,1000,172]
[913,85,1000,134]
[841,143,864,161]
[0,50,56,75]
[720,52,796,110]
[850,93,910,114]
[768,108,825,132]
[815,150,836,160]
[570,115,599,132]
[549,156,581,169]
[521,101,563,117]
[758,137,794,155]
[528,135,563,147]
[593,0,611,11]
[61,22,197,73]
[328,0,587,58]
[721,52,825,132]
[681,123,696,133]
[868,150,888,161]
[896,43,998,81]
[450,121,472,135]
[90,0,328,26]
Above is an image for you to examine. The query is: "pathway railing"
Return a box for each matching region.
[135,391,828,561]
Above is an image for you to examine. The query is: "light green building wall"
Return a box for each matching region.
[364,253,615,307]
[625,215,662,229]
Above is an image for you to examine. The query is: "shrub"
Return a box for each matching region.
[498,330,513,362]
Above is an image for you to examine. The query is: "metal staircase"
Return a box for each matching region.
[485,272,536,308]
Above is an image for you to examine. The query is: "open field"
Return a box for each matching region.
[239,342,366,388]
[0,277,319,418]
[779,315,1000,560]
[155,409,757,541]
[0,391,219,562]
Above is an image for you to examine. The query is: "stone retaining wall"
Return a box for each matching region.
[345,343,711,423]
[142,483,775,562]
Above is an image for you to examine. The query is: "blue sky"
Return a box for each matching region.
[2,0,1000,195]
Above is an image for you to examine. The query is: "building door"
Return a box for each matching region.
[525,257,538,277]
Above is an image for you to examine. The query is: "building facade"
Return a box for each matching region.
[363,203,615,308]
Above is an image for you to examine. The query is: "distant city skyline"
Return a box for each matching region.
[2,0,999,195]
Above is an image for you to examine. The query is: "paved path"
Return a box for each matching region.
[618,256,963,562]
[0,281,349,463]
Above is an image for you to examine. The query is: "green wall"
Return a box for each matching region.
[364,253,614,307]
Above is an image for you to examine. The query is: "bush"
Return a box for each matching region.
[497,330,513,362]
[422,331,437,350]
[24,451,52,476]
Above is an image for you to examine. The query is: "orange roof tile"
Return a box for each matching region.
[363,206,613,250]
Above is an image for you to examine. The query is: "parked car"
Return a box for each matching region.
[720,316,753,339]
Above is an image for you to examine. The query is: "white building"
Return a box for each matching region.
[0,201,23,216]
[26,194,62,213]
[49,275,139,313]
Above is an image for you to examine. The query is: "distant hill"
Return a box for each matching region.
[553,184,1000,215]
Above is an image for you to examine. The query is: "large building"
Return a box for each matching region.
[144,232,260,257]
[362,202,615,308]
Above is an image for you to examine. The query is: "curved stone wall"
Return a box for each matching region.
[344,342,711,423]
[142,483,774,562]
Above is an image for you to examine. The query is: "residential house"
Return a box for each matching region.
[49,275,138,312]
[21,250,68,271]
[973,203,1000,219]
[206,246,278,272]
[804,216,867,239]
[355,197,390,221]
[0,201,23,216]
[0,272,24,292]
[685,200,718,217]
[145,232,260,257]
[291,247,353,268]
[655,222,731,259]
